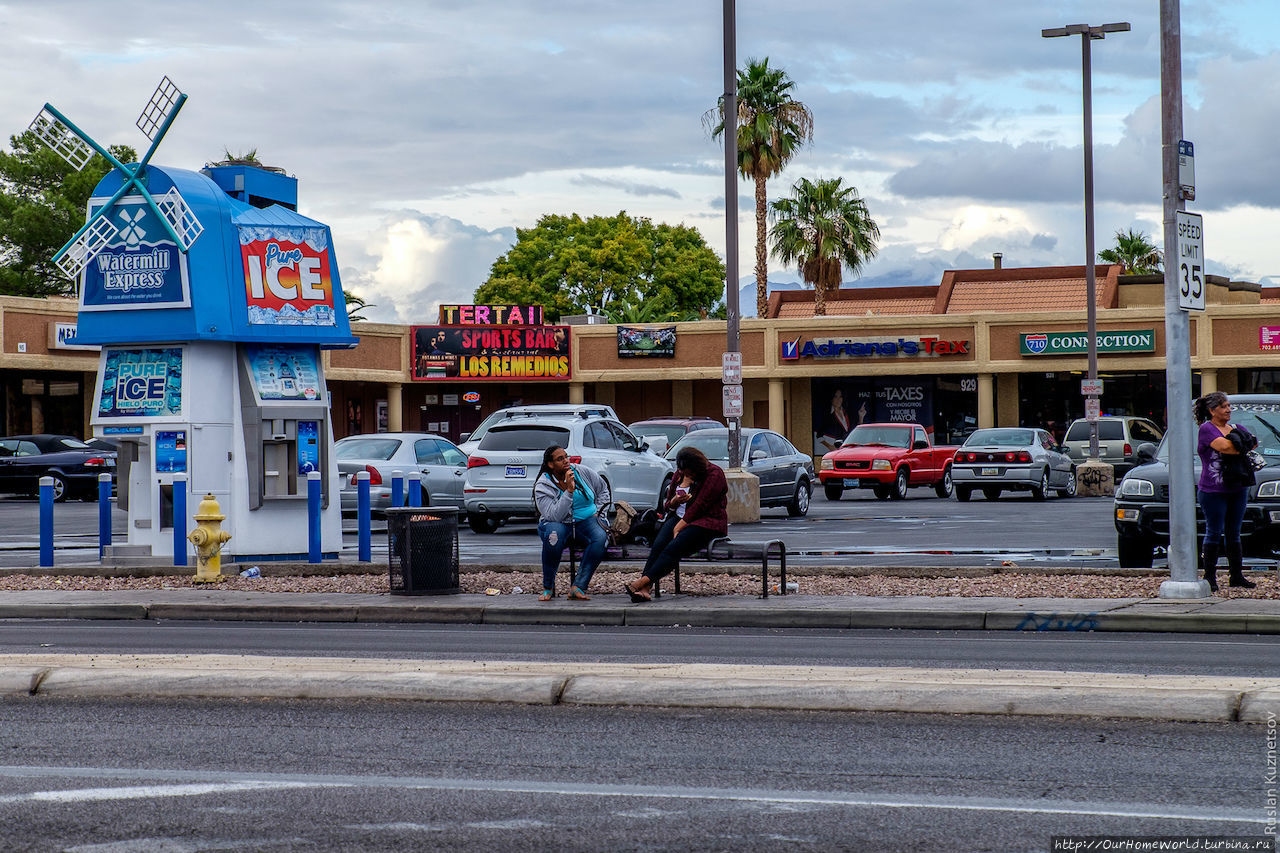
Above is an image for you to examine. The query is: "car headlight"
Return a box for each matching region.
[871,459,891,471]
[1257,480,1280,498]
[820,458,833,470]
[1117,477,1154,497]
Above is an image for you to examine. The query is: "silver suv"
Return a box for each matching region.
[462,413,673,533]
[457,403,618,456]
[1062,415,1164,477]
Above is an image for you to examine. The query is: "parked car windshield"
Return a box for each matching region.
[842,425,911,448]
[1156,403,1280,464]
[479,425,570,452]
[1065,420,1124,440]
[336,438,402,460]
[666,433,732,462]
[964,429,1034,447]
[629,424,687,445]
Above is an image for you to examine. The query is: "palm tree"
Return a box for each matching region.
[769,177,880,316]
[1098,228,1163,274]
[344,290,373,322]
[705,58,814,318]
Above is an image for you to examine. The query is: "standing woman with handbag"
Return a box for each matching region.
[1194,391,1257,591]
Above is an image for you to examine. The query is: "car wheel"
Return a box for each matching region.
[1057,468,1078,498]
[890,467,909,500]
[47,473,68,503]
[934,467,953,499]
[982,487,1001,501]
[873,485,891,500]
[955,486,972,502]
[1031,468,1050,501]
[823,482,844,501]
[657,475,672,511]
[468,513,499,534]
[787,479,811,517]
[1116,533,1154,568]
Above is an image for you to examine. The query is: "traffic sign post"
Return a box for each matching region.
[722,384,743,419]
[1081,379,1103,397]
[1178,139,1195,200]
[722,351,742,385]
[1085,396,1101,422]
[1176,211,1204,312]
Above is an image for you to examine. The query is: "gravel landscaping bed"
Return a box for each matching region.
[0,569,1272,599]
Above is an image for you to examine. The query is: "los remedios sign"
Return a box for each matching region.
[1020,329,1155,356]
[412,325,570,381]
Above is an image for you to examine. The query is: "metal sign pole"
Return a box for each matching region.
[1158,0,1207,598]
[722,0,741,469]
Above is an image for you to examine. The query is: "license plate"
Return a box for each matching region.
[505,465,526,478]
[980,467,999,476]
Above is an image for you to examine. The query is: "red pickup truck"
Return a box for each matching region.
[818,423,958,500]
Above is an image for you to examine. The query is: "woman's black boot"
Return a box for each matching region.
[1201,542,1220,592]
[1226,542,1256,588]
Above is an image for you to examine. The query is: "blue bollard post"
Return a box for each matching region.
[39,476,54,568]
[391,470,404,508]
[307,470,322,563]
[356,470,371,563]
[172,473,188,567]
[407,471,421,508]
[98,473,112,559]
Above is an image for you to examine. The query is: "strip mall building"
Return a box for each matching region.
[6,263,1279,456]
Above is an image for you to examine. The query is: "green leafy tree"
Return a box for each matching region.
[1098,228,1163,274]
[769,176,880,316]
[0,131,137,297]
[706,57,814,318]
[474,212,725,322]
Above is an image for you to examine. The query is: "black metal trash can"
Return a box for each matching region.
[386,507,461,595]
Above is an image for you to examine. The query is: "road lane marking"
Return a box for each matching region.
[0,765,1262,824]
[0,780,339,804]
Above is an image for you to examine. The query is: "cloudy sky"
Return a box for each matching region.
[3,1,1277,321]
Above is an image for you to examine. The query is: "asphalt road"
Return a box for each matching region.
[3,620,1277,677]
[0,697,1265,851]
[0,491,1131,569]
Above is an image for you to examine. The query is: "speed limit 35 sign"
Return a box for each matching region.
[1176,211,1204,312]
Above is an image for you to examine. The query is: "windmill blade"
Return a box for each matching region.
[136,76,183,141]
[28,107,94,171]
[157,187,204,252]
[54,215,117,280]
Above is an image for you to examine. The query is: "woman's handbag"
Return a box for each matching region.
[1248,449,1267,471]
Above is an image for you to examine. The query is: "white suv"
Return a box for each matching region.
[462,413,673,533]
[457,403,618,456]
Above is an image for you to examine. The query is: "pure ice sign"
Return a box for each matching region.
[240,226,337,326]
[98,347,183,418]
[116,361,167,409]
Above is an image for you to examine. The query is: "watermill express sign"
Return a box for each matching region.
[1020,329,1154,356]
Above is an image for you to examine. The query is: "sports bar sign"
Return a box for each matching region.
[1020,329,1154,356]
[411,325,570,381]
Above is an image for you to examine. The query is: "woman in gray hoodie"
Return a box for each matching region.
[532,445,611,600]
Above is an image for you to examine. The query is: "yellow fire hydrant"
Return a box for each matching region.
[188,493,232,583]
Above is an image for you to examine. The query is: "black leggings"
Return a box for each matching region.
[642,515,718,582]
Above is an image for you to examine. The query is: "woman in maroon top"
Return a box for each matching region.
[624,446,728,602]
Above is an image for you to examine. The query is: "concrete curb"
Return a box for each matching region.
[0,597,1273,634]
[3,655,1276,724]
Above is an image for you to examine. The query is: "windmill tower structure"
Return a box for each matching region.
[30,79,356,562]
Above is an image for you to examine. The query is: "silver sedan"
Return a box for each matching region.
[950,427,1076,501]
[336,433,468,514]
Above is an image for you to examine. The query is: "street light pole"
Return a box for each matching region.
[1043,22,1129,461]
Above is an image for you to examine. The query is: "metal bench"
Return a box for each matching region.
[566,536,788,599]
